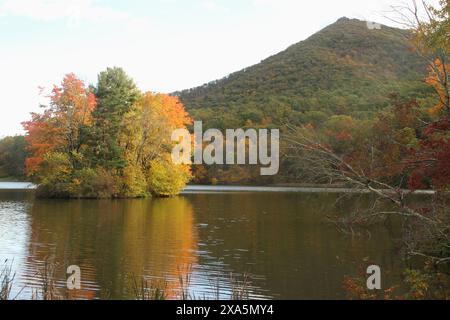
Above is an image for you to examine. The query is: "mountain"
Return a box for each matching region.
[175,18,431,129]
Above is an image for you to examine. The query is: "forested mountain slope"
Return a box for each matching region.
[176,18,430,129]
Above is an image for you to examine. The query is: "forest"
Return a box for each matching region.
[176,17,438,185]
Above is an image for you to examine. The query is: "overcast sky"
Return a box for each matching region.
[0,0,437,136]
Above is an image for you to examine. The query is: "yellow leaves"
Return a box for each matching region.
[121,92,193,197]
[146,157,192,197]
[122,164,148,198]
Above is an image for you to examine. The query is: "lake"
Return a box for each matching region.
[0,183,405,300]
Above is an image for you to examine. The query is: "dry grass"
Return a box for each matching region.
[129,265,252,301]
[0,259,15,300]
[130,275,168,300]
[4,261,252,300]
[31,258,62,300]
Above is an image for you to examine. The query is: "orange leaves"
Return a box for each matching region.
[426,58,450,116]
[137,93,192,130]
[22,111,62,175]
[22,73,96,176]
[160,94,192,128]
[50,73,97,126]
[123,92,192,159]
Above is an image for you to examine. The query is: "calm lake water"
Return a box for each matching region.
[0,183,405,300]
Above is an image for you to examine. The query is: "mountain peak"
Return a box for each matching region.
[177,18,428,125]
[336,16,351,22]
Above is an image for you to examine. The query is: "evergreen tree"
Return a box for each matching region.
[89,67,141,170]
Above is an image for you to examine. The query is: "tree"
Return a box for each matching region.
[23,74,96,176]
[22,110,61,176]
[121,93,192,197]
[49,73,96,161]
[89,67,140,170]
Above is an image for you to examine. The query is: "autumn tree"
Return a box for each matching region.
[121,93,192,197]
[23,74,96,176]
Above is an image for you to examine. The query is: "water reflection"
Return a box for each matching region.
[20,197,197,299]
[187,193,404,299]
[0,189,405,300]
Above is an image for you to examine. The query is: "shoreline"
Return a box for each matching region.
[182,185,436,195]
[0,181,436,195]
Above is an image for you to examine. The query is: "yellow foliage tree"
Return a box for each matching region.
[121,93,192,197]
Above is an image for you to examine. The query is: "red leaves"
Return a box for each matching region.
[423,119,449,136]
[405,114,450,190]
[407,137,450,190]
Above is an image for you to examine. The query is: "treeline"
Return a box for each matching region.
[20,67,192,198]
[0,135,27,180]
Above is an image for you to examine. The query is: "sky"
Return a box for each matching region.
[0,0,437,136]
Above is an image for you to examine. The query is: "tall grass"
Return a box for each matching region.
[177,265,193,300]
[0,259,15,300]
[129,265,252,300]
[130,275,168,300]
[3,260,252,300]
[230,273,250,300]
[31,258,61,300]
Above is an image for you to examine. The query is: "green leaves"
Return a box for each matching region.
[90,67,140,170]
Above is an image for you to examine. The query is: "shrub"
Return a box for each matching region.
[35,152,72,198]
[147,159,191,197]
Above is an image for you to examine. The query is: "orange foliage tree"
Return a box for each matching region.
[23,74,96,176]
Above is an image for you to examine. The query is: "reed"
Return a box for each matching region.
[0,259,15,300]
[130,275,168,300]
